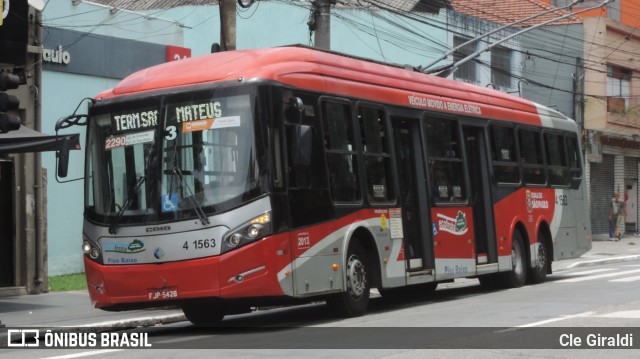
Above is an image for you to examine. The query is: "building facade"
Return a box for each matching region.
[576,1,640,236]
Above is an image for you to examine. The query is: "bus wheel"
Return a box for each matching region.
[327,241,370,317]
[503,232,527,288]
[182,303,225,326]
[527,233,550,284]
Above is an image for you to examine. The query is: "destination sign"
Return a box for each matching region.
[174,101,222,123]
[112,109,159,132]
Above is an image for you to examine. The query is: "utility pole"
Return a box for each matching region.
[219,0,236,51]
[309,0,334,50]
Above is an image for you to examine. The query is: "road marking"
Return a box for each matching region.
[516,311,595,327]
[40,349,124,359]
[495,311,594,333]
[610,274,640,282]
[561,268,617,276]
[154,334,212,344]
[565,255,640,269]
[598,310,640,319]
[554,268,640,283]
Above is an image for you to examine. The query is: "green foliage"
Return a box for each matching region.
[48,273,87,292]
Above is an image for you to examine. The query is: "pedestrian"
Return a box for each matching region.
[609,192,626,241]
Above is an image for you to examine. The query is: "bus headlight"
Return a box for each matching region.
[90,248,100,259]
[82,234,103,263]
[247,224,261,239]
[222,212,272,254]
[82,241,92,254]
[229,233,242,247]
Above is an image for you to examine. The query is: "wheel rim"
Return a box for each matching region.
[511,240,523,275]
[346,254,366,299]
[534,242,546,272]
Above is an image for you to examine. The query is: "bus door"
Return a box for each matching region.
[392,118,434,272]
[461,125,498,267]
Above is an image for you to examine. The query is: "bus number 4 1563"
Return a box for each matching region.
[183,239,216,250]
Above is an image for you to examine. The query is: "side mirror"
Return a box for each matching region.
[57,138,73,178]
[292,124,312,167]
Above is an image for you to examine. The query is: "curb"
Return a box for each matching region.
[0,313,186,346]
[77,312,187,329]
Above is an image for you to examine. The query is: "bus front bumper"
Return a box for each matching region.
[83,234,291,310]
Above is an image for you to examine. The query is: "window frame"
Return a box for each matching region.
[491,45,512,89]
[424,115,469,205]
[453,35,477,84]
[356,102,396,205]
[542,129,571,188]
[517,126,547,186]
[489,122,521,187]
[319,97,363,205]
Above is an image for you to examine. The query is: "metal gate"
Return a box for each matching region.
[0,161,15,287]
[624,157,638,233]
[590,154,614,234]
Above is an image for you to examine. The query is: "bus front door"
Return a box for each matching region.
[393,119,434,273]
[461,125,498,267]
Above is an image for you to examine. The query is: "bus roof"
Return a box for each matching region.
[98,46,572,126]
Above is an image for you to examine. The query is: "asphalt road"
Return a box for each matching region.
[4,261,640,358]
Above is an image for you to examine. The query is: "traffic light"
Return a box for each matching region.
[0,72,21,133]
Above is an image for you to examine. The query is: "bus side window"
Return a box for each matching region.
[322,101,361,203]
[282,91,333,228]
[283,92,328,190]
[518,128,546,185]
[544,131,570,187]
[565,134,582,189]
[358,106,394,203]
[424,117,466,203]
[490,124,520,185]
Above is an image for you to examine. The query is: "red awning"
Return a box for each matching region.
[0,126,80,154]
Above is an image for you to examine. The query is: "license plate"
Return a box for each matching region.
[147,288,178,301]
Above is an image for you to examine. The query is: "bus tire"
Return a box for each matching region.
[502,231,527,288]
[326,240,370,317]
[182,303,225,326]
[527,232,550,284]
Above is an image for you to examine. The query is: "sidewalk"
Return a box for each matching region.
[1,235,639,330]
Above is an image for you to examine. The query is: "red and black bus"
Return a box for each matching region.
[63,46,590,324]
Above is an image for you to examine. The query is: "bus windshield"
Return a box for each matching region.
[85,88,262,224]
[162,93,258,216]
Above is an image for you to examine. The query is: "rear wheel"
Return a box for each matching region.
[527,232,550,284]
[502,231,527,288]
[182,303,225,326]
[326,241,370,317]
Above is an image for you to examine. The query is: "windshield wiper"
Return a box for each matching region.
[171,165,210,226]
[109,175,146,234]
